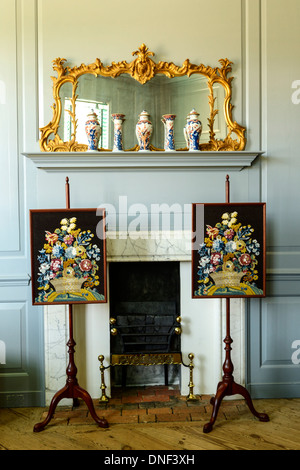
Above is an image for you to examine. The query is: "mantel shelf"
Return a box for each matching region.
[23,151,264,172]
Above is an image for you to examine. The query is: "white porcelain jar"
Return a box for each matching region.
[85,110,102,151]
[162,114,176,151]
[111,113,125,151]
[184,109,202,151]
[136,110,153,151]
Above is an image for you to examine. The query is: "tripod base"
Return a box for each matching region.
[33,382,108,432]
[203,378,269,433]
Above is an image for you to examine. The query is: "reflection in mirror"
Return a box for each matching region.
[60,81,109,149]
[59,74,227,151]
[59,82,73,142]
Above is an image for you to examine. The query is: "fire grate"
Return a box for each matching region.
[109,301,181,386]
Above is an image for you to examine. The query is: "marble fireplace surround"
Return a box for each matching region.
[25,151,261,405]
[43,232,246,406]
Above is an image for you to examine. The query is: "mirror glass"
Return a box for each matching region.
[59,74,227,151]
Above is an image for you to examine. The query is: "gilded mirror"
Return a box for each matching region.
[40,44,246,152]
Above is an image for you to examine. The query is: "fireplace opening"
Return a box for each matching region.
[109,261,181,387]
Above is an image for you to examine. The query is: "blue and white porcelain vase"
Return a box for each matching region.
[111,113,125,151]
[184,109,202,151]
[162,114,176,151]
[136,110,153,151]
[85,110,102,151]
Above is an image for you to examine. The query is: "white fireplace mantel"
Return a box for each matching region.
[23,150,263,172]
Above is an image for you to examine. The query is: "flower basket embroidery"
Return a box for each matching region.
[50,275,84,294]
[209,271,245,288]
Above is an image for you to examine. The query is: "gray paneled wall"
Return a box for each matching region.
[245,0,300,398]
[0,0,45,407]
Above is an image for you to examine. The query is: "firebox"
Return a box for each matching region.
[109,261,181,387]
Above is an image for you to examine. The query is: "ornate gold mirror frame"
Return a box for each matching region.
[39,44,246,152]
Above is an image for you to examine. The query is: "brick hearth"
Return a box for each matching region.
[40,386,246,426]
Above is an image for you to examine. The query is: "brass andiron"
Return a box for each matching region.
[186,353,199,401]
[98,355,109,403]
[98,351,198,402]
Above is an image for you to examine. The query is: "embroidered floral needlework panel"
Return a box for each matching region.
[30,209,107,305]
[192,203,266,298]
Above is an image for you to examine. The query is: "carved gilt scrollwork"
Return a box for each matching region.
[39,44,246,152]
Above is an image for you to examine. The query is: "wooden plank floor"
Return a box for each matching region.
[1,387,300,450]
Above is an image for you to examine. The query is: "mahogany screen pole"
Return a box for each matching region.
[203,175,269,433]
[65,176,70,209]
[33,177,108,432]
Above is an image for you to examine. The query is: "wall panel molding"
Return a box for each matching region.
[0,274,31,287]
[0,0,45,407]
[246,0,300,398]
[0,0,21,253]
